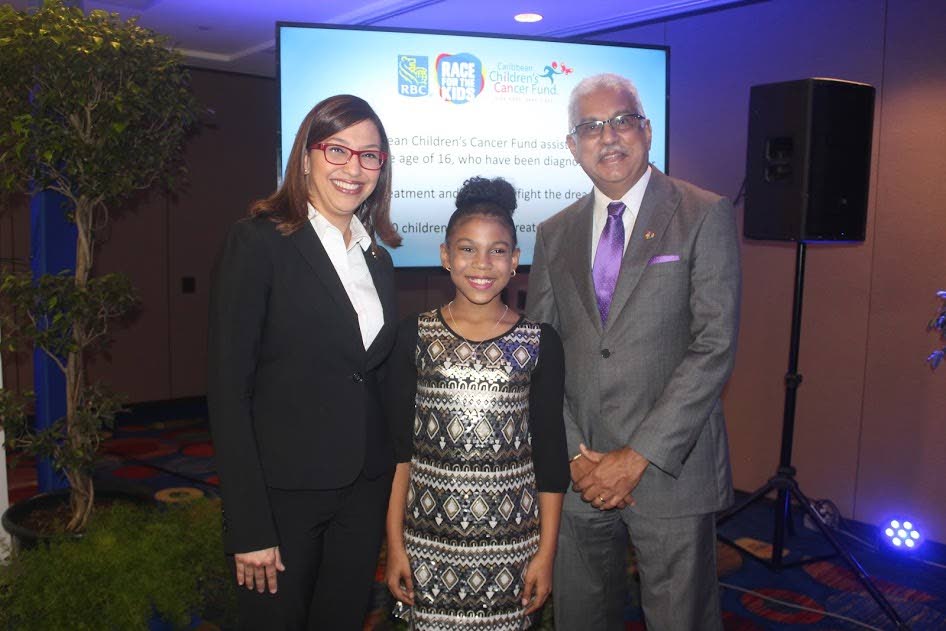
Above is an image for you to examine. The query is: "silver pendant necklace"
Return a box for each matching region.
[446,300,509,355]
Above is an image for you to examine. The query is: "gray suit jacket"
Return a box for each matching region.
[526,168,740,518]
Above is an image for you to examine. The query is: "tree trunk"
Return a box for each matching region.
[64,200,94,532]
[65,469,94,532]
[74,199,93,289]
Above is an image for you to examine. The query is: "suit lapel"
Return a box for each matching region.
[606,169,680,329]
[364,246,396,368]
[289,223,363,346]
[363,246,396,327]
[564,196,603,334]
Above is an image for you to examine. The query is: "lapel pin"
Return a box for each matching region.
[644,230,656,240]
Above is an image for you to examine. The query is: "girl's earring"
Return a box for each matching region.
[511,269,517,277]
[445,266,452,272]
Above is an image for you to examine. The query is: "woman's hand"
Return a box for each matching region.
[521,549,554,615]
[234,546,285,594]
[385,543,415,606]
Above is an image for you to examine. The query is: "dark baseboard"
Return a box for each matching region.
[116,396,208,423]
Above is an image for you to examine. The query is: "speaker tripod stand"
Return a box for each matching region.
[716,241,909,630]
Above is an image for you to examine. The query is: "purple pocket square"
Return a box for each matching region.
[648,254,680,265]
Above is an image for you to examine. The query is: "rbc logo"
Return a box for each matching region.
[398,55,429,97]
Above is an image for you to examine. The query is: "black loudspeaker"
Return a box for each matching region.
[744,78,875,242]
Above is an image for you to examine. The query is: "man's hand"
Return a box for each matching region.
[573,444,648,510]
[234,546,285,594]
[569,451,597,484]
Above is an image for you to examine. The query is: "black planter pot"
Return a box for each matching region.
[1,484,154,550]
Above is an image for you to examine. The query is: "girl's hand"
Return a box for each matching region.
[521,550,554,615]
[385,543,415,606]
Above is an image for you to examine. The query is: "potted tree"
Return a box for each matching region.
[0,1,200,534]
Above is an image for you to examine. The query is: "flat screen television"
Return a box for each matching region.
[278,23,668,267]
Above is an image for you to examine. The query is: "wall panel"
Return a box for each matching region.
[856,0,946,538]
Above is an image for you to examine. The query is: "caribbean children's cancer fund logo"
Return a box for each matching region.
[398,55,429,97]
[435,53,484,104]
[537,61,573,84]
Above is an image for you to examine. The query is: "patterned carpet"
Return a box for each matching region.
[710,504,946,630]
[6,405,946,630]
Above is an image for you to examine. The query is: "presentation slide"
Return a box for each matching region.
[279,25,668,267]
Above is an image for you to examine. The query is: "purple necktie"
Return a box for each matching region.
[592,201,626,324]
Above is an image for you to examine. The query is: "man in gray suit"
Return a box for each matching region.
[526,73,741,630]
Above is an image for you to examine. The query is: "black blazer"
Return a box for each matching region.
[207,214,398,553]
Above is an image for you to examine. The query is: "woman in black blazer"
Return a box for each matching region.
[208,94,401,630]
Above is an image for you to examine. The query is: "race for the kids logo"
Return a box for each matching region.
[435,53,484,104]
[398,55,429,97]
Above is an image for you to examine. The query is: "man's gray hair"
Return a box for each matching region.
[568,73,645,131]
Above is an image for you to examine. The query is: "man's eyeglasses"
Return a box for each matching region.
[570,113,647,139]
[308,143,387,170]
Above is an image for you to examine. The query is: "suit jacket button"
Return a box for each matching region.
[351,372,365,383]
[601,349,611,358]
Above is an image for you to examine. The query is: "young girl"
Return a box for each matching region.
[384,177,569,630]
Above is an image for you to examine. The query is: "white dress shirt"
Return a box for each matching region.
[308,204,384,350]
[590,166,652,263]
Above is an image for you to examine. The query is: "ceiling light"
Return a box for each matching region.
[514,13,543,23]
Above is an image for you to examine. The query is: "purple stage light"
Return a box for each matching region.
[880,517,923,552]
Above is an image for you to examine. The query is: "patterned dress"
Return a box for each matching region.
[387,309,568,631]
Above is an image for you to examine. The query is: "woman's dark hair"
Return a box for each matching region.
[446,176,518,246]
[249,94,401,248]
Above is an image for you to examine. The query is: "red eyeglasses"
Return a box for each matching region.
[308,142,387,170]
